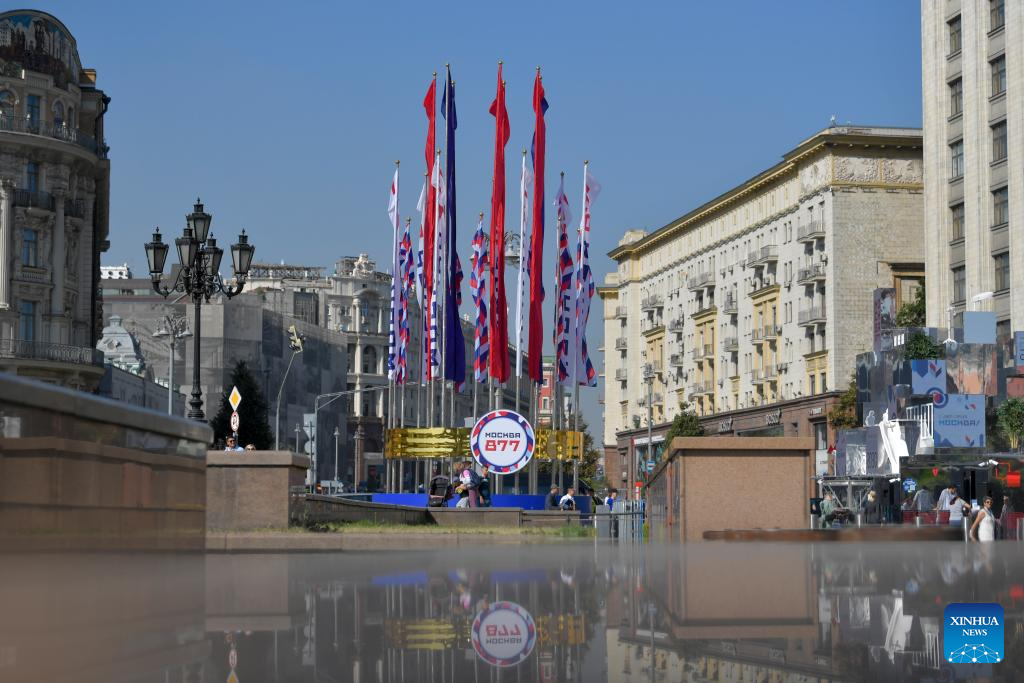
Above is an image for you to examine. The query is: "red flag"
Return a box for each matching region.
[488,63,511,383]
[527,70,547,383]
[422,76,437,317]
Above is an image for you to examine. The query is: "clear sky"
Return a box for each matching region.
[46,0,922,443]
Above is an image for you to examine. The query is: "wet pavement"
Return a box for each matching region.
[2,540,1023,682]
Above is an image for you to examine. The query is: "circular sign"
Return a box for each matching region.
[471,601,537,667]
[230,411,240,432]
[470,410,535,474]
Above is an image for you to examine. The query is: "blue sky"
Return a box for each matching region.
[46,1,922,440]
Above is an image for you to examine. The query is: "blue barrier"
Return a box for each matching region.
[372,493,428,506]
[371,492,590,513]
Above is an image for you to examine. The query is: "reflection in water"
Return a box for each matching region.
[1,542,1022,681]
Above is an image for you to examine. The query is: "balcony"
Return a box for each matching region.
[64,198,85,219]
[614,305,628,319]
[701,343,714,359]
[688,381,714,398]
[0,339,105,366]
[751,365,779,384]
[748,278,777,296]
[746,244,779,267]
[796,262,827,285]
[687,271,716,291]
[797,221,825,242]
[640,294,663,311]
[694,300,717,316]
[668,318,685,333]
[13,188,55,211]
[614,336,628,350]
[798,306,827,326]
[0,114,108,158]
[669,352,685,367]
[751,328,765,344]
[637,392,664,408]
[762,324,781,340]
[723,336,738,352]
[721,294,738,314]
[614,368,628,381]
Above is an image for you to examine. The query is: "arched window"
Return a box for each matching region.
[52,100,64,128]
[362,346,377,374]
[0,90,15,124]
[66,105,74,129]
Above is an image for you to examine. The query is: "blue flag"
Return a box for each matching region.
[441,66,465,388]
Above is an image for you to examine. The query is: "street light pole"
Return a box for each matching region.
[143,199,255,422]
[333,426,341,486]
[153,315,191,416]
[643,363,655,498]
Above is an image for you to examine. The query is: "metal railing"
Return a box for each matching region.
[0,114,108,158]
[614,337,628,350]
[668,318,685,333]
[640,294,663,310]
[614,305,628,319]
[12,188,54,211]
[64,198,85,218]
[701,343,714,359]
[746,244,779,265]
[694,300,716,316]
[0,338,105,366]
[762,324,781,340]
[614,368,629,381]
[723,336,738,351]
[797,221,824,242]
[689,380,714,396]
[798,306,827,325]
[687,271,716,290]
[669,352,685,367]
[797,262,827,284]
[721,294,738,314]
[904,403,933,439]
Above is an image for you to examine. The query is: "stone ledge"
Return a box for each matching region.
[207,450,310,468]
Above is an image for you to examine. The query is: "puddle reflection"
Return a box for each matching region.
[1,542,1022,682]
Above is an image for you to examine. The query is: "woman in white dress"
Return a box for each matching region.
[970,496,996,542]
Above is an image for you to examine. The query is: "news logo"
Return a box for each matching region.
[944,603,1003,664]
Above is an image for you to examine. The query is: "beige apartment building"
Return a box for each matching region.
[922,0,1020,334]
[598,126,924,489]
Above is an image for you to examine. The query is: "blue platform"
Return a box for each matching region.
[371,493,590,513]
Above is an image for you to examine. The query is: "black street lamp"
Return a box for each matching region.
[144,198,255,421]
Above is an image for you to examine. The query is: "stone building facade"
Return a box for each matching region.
[922,0,1021,335]
[0,10,110,389]
[598,126,925,490]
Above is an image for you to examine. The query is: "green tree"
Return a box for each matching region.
[904,331,944,360]
[576,417,602,481]
[828,375,859,429]
[895,284,926,327]
[997,398,1024,450]
[210,360,274,449]
[664,402,704,445]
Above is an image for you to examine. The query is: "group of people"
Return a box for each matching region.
[223,437,255,451]
[454,461,491,508]
[545,486,577,511]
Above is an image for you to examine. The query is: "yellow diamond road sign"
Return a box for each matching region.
[228,386,242,412]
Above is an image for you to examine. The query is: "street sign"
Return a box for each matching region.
[470,410,535,475]
[646,460,655,472]
[230,411,240,433]
[228,385,242,411]
[228,647,237,669]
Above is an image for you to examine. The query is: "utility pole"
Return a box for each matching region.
[643,363,655,499]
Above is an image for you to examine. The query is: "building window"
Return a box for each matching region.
[52,100,63,128]
[950,203,965,240]
[949,16,962,54]
[0,89,14,121]
[26,94,39,130]
[26,162,38,193]
[992,121,1007,162]
[18,300,35,341]
[809,374,817,396]
[820,372,827,392]
[994,252,1010,291]
[21,228,37,267]
[952,266,966,303]
[991,0,1005,31]
[950,141,964,179]
[813,422,828,451]
[949,79,963,117]
[993,187,1009,225]
[991,56,1006,97]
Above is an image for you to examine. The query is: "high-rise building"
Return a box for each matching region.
[599,126,924,490]
[0,10,110,389]
[922,0,1019,338]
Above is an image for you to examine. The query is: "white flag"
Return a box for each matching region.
[515,153,532,378]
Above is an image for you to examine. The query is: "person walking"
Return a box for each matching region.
[559,487,577,511]
[945,489,967,528]
[861,490,882,524]
[970,496,996,542]
[820,491,836,529]
[478,465,491,507]
[911,485,934,512]
[545,486,561,510]
[999,495,1015,540]
[604,489,618,510]
[935,484,956,512]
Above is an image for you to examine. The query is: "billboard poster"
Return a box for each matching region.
[873,288,896,353]
[1015,332,1024,374]
[910,359,945,400]
[470,410,535,474]
[947,344,997,396]
[933,394,986,448]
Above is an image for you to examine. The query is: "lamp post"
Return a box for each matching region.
[333,426,341,487]
[144,199,255,421]
[642,363,655,498]
[153,315,192,415]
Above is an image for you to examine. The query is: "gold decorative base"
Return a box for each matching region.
[384,428,583,461]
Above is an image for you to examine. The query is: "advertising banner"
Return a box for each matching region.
[933,394,986,448]
[470,410,535,474]
[911,359,946,400]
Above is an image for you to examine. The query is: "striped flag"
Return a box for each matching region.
[574,164,600,387]
[514,152,531,378]
[428,159,446,381]
[387,165,401,382]
[470,216,489,383]
[416,180,428,382]
[553,175,574,386]
[397,218,413,384]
